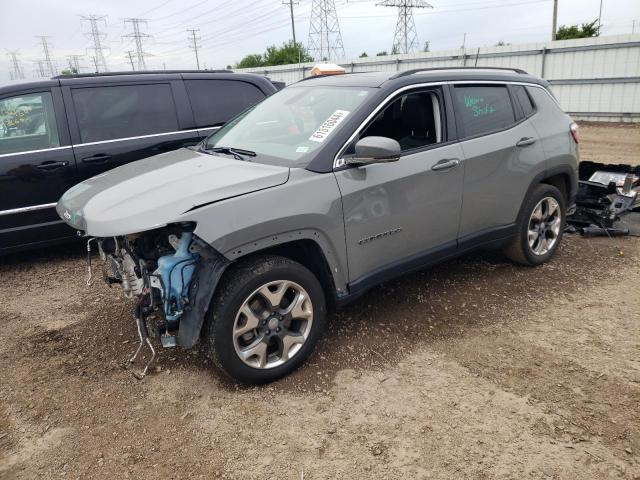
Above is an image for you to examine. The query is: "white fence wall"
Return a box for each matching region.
[235,34,640,122]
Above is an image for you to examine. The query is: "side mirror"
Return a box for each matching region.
[346,136,401,165]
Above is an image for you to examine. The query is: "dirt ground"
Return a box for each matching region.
[1,123,639,480]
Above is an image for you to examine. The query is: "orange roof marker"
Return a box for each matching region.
[310,63,346,76]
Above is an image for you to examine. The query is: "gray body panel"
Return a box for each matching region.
[56,148,289,237]
[334,143,465,282]
[457,119,547,238]
[527,87,579,189]
[179,168,349,293]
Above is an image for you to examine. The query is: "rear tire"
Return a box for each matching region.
[202,254,326,384]
[504,183,566,266]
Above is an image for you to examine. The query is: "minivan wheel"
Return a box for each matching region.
[202,255,326,384]
[504,183,566,266]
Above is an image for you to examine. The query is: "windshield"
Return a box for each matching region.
[203,85,373,165]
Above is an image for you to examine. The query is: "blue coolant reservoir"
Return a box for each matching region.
[156,232,199,321]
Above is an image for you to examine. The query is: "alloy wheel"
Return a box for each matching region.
[232,280,314,369]
[527,196,562,256]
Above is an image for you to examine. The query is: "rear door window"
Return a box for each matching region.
[453,85,516,138]
[184,80,265,128]
[0,91,60,155]
[71,83,179,143]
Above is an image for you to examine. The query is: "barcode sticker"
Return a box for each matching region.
[309,110,350,143]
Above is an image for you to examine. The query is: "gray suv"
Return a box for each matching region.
[57,67,579,384]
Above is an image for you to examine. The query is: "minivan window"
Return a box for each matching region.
[453,85,515,138]
[0,92,60,155]
[204,86,373,164]
[185,80,264,128]
[513,85,535,117]
[71,84,179,143]
[359,90,442,152]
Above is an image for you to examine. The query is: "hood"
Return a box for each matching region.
[57,148,290,237]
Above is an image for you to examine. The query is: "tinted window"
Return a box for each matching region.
[71,84,179,143]
[0,92,60,155]
[513,85,535,117]
[453,85,515,137]
[185,80,265,128]
[359,91,442,152]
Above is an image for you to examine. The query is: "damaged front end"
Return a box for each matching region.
[88,224,227,377]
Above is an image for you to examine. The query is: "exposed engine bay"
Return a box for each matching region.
[86,223,227,378]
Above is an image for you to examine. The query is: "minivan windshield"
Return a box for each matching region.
[203,85,373,165]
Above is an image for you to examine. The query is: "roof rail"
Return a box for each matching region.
[391,66,528,79]
[53,69,232,79]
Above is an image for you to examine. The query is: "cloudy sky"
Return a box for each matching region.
[1,0,639,81]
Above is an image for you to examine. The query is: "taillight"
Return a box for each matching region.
[570,122,579,144]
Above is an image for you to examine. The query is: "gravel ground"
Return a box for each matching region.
[1,123,639,480]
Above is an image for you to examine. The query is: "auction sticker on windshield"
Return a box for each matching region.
[309,110,350,143]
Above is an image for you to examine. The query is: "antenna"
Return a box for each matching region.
[307,0,346,61]
[6,50,25,80]
[80,15,109,72]
[187,29,202,70]
[123,18,152,71]
[376,0,433,54]
[36,36,56,77]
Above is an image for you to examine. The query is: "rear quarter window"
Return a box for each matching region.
[184,80,265,129]
[453,85,516,138]
[513,85,536,117]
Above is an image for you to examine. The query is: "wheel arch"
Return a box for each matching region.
[517,166,576,222]
[220,230,347,304]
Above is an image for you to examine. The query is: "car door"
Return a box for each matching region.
[0,86,77,253]
[183,78,268,139]
[451,83,547,243]
[61,78,202,180]
[334,87,465,287]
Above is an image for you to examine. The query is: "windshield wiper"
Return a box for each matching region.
[200,145,256,161]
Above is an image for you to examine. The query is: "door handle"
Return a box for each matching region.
[36,161,69,170]
[431,158,460,171]
[516,137,536,147]
[82,154,112,164]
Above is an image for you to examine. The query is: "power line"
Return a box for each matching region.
[80,15,110,72]
[6,50,25,80]
[123,18,152,70]
[376,0,433,54]
[308,0,346,61]
[36,36,56,77]
[187,28,202,69]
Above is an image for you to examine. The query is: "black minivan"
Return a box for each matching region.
[0,71,281,254]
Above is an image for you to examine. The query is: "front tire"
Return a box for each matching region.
[203,255,326,384]
[505,183,566,266]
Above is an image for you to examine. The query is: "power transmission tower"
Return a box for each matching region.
[187,29,202,70]
[376,0,433,54]
[34,60,47,78]
[307,0,346,61]
[80,15,109,72]
[66,54,84,73]
[126,50,136,71]
[6,50,25,80]
[36,36,56,77]
[123,18,152,71]
[283,0,299,44]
